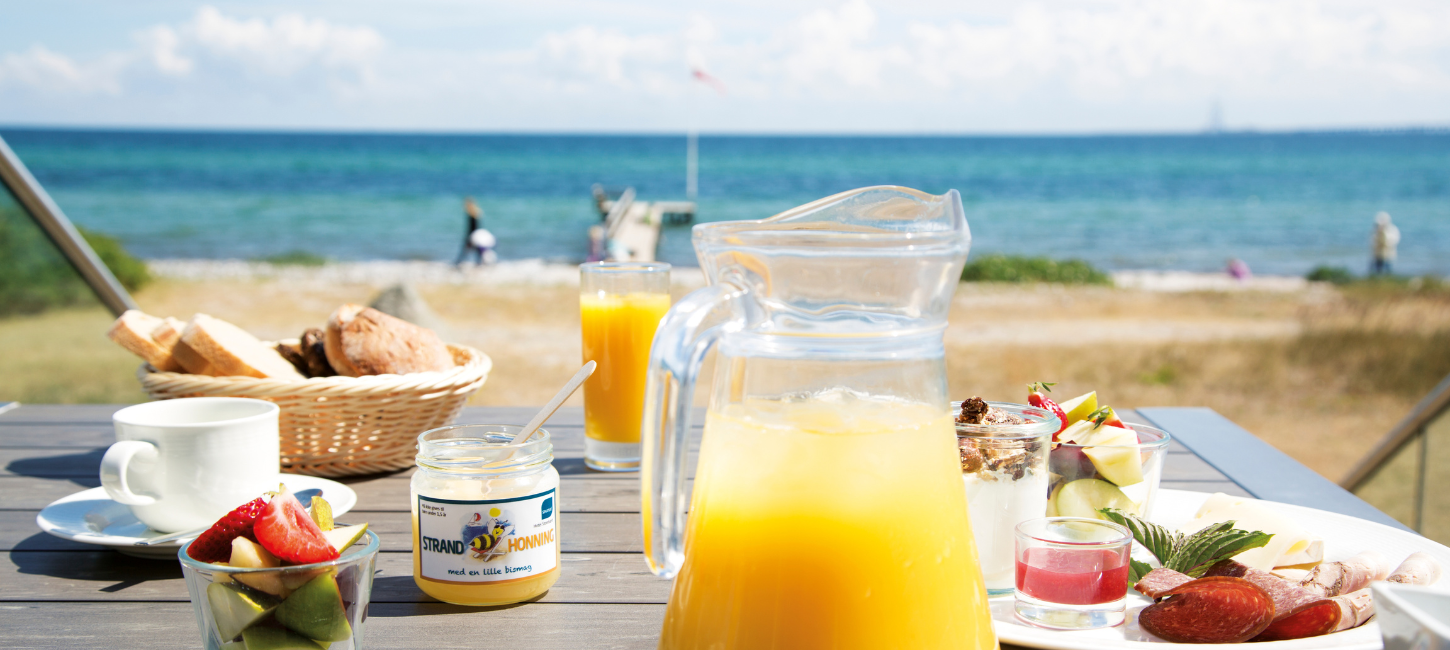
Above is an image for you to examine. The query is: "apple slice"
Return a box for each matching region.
[1059,391,1098,424]
[1076,425,1143,486]
[1057,420,1097,444]
[1084,444,1145,487]
[1077,424,1136,448]
[207,581,279,641]
[230,537,289,597]
[322,523,369,553]
[1052,478,1138,520]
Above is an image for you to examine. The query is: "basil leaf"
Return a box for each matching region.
[1099,508,1180,565]
[1129,559,1154,584]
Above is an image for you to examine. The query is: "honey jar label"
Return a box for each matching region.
[417,489,558,583]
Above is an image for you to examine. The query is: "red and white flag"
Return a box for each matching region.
[691,67,727,95]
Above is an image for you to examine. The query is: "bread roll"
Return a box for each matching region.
[325,304,454,376]
[107,310,184,372]
[275,341,309,377]
[299,328,335,377]
[181,314,305,380]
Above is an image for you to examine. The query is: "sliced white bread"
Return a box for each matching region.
[325,304,454,377]
[181,314,305,380]
[149,316,210,374]
[106,310,184,372]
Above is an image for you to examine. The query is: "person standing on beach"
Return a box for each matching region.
[1371,211,1400,276]
[455,197,497,266]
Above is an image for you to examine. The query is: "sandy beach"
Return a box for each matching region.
[4,258,1447,487]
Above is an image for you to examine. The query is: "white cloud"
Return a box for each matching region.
[137,26,193,76]
[1,1,1448,131]
[184,6,383,78]
[0,46,125,94]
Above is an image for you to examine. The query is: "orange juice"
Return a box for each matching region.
[580,291,671,443]
[659,395,996,650]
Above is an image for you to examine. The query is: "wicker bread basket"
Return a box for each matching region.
[138,344,491,477]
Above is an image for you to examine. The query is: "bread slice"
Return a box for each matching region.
[150,316,207,374]
[325,304,454,376]
[107,310,184,372]
[181,314,305,380]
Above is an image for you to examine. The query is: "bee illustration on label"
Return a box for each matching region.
[462,508,513,562]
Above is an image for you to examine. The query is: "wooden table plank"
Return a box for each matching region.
[0,475,648,514]
[0,602,668,650]
[4,510,643,554]
[4,551,672,604]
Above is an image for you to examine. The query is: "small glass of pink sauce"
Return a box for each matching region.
[1014,517,1133,630]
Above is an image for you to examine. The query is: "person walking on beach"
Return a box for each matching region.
[1371,211,1400,276]
[455,197,497,267]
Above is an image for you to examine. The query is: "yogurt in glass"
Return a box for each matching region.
[953,399,1059,595]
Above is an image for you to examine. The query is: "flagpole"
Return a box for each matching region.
[686,76,698,200]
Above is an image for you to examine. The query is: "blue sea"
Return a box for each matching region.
[3,128,1448,276]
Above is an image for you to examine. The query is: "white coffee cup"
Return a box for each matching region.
[100,397,280,533]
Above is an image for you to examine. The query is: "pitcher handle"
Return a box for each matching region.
[640,281,746,578]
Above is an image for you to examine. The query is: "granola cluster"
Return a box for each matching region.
[956,396,1039,479]
[955,397,1028,426]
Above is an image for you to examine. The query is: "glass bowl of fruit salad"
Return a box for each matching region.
[178,490,378,650]
[1047,420,1171,523]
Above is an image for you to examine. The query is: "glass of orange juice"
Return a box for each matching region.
[580,262,671,471]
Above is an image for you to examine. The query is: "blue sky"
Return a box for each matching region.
[2,0,1449,133]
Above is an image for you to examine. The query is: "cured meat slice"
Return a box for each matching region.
[1298,551,1390,597]
[1331,589,1375,632]
[1387,552,1443,586]
[1134,568,1194,599]
[1254,600,1342,641]
[1204,560,1325,621]
[1202,559,1344,640]
[1137,577,1276,644]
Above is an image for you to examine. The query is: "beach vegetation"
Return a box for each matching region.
[257,250,329,266]
[0,204,150,317]
[1306,265,1355,285]
[960,254,1111,285]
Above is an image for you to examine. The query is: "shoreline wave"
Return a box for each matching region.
[144,259,1311,292]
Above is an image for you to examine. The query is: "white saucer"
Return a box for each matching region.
[35,475,358,559]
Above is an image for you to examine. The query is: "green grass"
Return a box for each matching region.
[0,203,151,317]
[0,306,149,404]
[1306,265,1447,294]
[255,250,329,266]
[961,254,1111,285]
[1306,265,1356,285]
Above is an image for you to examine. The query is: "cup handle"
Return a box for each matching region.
[100,440,159,506]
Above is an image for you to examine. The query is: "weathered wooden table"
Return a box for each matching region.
[0,404,1406,649]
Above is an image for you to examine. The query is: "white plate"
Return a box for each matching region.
[994,488,1450,650]
[35,475,358,559]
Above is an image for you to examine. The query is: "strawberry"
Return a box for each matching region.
[187,496,268,563]
[255,491,339,565]
[1090,405,1125,429]
[1026,381,1069,437]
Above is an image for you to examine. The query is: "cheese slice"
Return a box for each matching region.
[1178,493,1324,571]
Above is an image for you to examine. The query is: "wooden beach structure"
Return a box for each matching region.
[591,184,694,262]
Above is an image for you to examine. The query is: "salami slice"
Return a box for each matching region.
[1204,560,1325,621]
[1254,600,1342,641]
[1137,577,1276,644]
[1135,568,1194,599]
[1202,559,1346,640]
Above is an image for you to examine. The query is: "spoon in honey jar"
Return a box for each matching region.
[508,360,596,447]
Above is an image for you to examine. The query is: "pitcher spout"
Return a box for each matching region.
[692,185,971,334]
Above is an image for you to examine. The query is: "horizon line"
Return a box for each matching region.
[3,123,1450,139]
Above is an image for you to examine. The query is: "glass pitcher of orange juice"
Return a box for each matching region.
[641,186,995,650]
